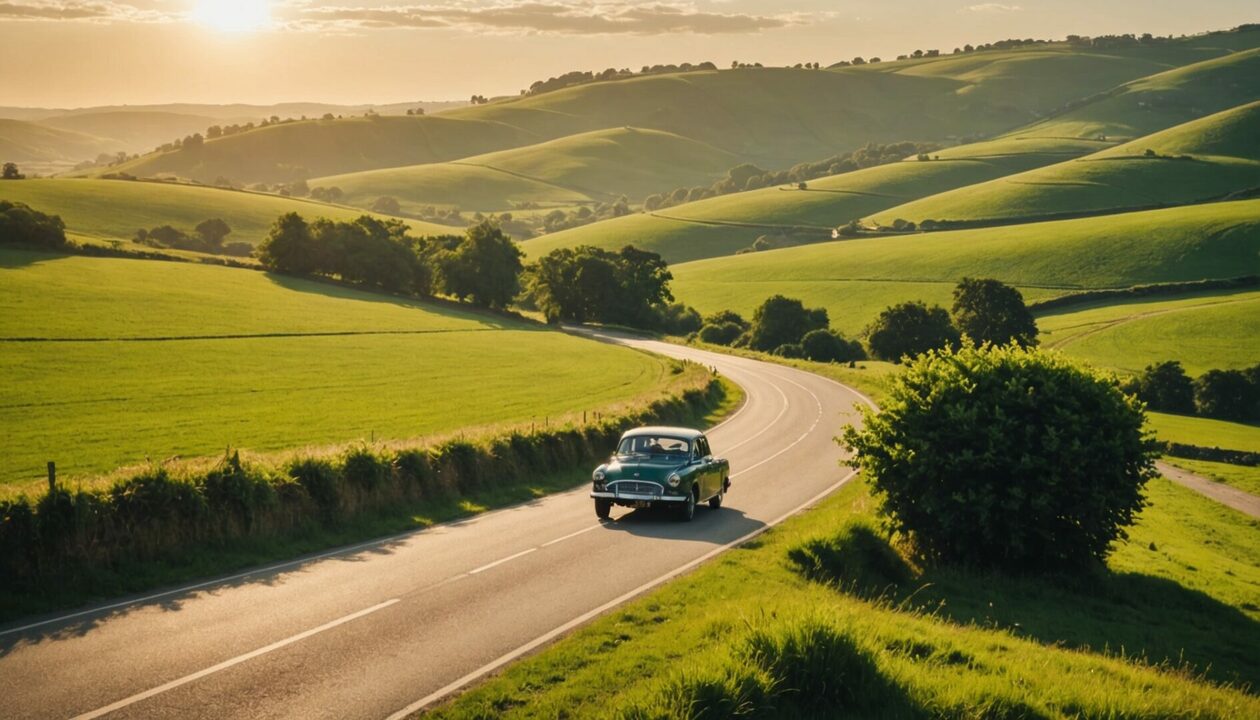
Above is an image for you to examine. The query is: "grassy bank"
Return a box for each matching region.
[425,474,1259,718]
[0,372,741,622]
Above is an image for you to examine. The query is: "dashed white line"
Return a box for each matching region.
[468,548,537,575]
[541,524,601,547]
[71,599,400,720]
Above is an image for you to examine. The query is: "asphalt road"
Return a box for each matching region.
[0,333,872,720]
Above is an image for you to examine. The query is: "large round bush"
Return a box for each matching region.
[841,344,1158,572]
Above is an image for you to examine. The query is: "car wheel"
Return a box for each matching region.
[708,487,723,510]
[595,498,612,520]
[679,489,697,522]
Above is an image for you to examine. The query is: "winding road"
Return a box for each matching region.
[0,333,871,719]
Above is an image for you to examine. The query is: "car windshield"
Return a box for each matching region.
[617,435,691,458]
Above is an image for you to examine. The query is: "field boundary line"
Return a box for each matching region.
[0,328,504,343]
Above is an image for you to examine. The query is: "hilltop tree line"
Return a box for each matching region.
[522,62,719,97]
[135,219,252,257]
[642,142,938,213]
[695,278,1038,364]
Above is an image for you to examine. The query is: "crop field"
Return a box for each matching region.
[1038,289,1260,375]
[315,128,737,213]
[428,476,1260,717]
[869,102,1260,226]
[0,178,454,247]
[668,200,1260,335]
[1147,412,1260,453]
[0,249,676,492]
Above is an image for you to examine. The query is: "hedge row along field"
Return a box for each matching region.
[0,373,730,618]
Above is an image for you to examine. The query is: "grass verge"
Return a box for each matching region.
[424,475,1259,718]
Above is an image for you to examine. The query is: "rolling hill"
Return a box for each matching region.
[0,248,675,489]
[0,179,454,247]
[0,118,116,165]
[38,111,220,155]
[868,101,1260,227]
[312,128,738,213]
[97,31,1260,186]
[668,200,1260,336]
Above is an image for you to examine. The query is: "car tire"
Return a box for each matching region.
[679,489,697,522]
[708,488,723,510]
[595,498,612,520]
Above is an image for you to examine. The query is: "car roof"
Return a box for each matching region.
[619,426,705,440]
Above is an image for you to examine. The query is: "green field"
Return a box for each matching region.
[870,101,1260,226]
[0,178,453,247]
[668,200,1260,335]
[1039,289,1260,374]
[1148,412,1260,453]
[428,476,1260,717]
[314,127,738,213]
[0,249,677,492]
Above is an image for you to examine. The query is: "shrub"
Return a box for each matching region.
[865,301,959,362]
[950,277,1037,347]
[841,343,1159,572]
[696,322,741,346]
[747,295,828,351]
[1126,360,1196,414]
[1195,369,1259,421]
[703,310,749,330]
[773,342,806,359]
[801,329,866,363]
[656,302,702,335]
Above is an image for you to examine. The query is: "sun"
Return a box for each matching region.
[191,0,272,33]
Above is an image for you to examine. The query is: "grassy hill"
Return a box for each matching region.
[38,111,219,155]
[313,127,739,213]
[669,200,1260,335]
[0,178,454,247]
[0,118,115,165]
[0,248,676,491]
[1038,288,1260,374]
[869,101,1260,226]
[100,32,1260,186]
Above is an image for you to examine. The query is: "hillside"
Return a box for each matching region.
[313,128,739,213]
[0,179,454,246]
[0,118,116,165]
[869,101,1260,227]
[668,200,1260,335]
[99,33,1259,186]
[0,248,674,489]
[38,111,219,155]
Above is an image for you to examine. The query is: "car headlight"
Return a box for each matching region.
[593,469,606,481]
[668,473,681,487]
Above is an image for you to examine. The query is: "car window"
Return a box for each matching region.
[617,435,692,457]
[697,437,711,457]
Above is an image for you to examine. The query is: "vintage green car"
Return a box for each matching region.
[590,426,731,521]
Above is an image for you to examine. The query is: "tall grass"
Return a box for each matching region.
[0,373,728,611]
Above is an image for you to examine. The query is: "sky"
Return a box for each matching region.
[0,0,1255,108]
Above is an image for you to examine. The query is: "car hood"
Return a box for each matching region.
[603,457,687,482]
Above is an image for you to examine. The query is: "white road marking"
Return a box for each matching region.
[722,378,790,453]
[385,467,861,720]
[468,548,537,575]
[70,599,400,720]
[540,524,601,547]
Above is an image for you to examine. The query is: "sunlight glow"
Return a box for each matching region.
[192,0,272,33]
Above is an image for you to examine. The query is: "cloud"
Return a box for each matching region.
[963,3,1022,12]
[0,0,168,22]
[286,2,799,35]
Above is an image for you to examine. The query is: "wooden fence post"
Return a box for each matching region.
[47,461,56,493]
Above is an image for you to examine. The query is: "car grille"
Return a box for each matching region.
[611,480,663,496]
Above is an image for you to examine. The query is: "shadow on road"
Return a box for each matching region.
[597,504,766,545]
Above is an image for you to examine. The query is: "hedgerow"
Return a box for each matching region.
[0,375,727,595]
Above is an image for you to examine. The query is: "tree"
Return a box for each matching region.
[656,303,701,335]
[842,344,1159,572]
[371,196,402,215]
[438,221,523,309]
[0,200,67,248]
[1195,370,1259,421]
[747,295,829,352]
[698,322,744,346]
[257,212,318,275]
[1126,361,1195,414]
[704,310,749,330]
[865,301,959,362]
[2,162,24,180]
[801,329,866,363]
[950,277,1038,347]
[194,218,232,250]
[527,244,674,327]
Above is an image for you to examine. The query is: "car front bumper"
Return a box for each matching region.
[590,490,688,502]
